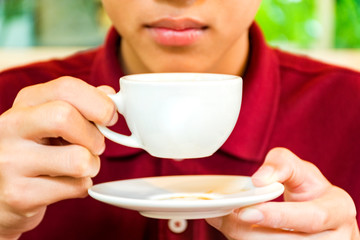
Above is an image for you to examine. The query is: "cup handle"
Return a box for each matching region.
[95,93,142,149]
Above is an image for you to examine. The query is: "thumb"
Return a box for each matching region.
[252,147,330,201]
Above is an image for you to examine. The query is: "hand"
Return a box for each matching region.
[206,148,359,239]
[0,77,117,239]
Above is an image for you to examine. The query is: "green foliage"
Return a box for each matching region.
[335,0,360,48]
[256,0,319,49]
[257,0,360,48]
[1,0,33,21]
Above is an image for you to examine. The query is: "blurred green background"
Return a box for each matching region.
[257,0,360,49]
[0,0,359,49]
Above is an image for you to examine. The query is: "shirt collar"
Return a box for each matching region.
[91,23,281,161]
[221,23,281,162]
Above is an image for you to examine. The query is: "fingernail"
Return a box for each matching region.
[253,165,275,185]
[258,165,274,179]
[238,208,264,223]
[97,143,106,155]
[107,111,118,126]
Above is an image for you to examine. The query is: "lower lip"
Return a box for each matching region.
[147,27,205,47]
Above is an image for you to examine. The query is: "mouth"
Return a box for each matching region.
[144,18,209,47]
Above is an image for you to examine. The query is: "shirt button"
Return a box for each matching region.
[168,219,188,234]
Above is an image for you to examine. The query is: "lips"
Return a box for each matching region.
[145,18,208,47]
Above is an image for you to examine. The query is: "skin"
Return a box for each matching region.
[0,0,358,239]
[0,78,118,239]
[101,0,260,75]
[206,148,359,239]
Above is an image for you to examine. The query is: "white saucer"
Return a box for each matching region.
[88,175,284,219]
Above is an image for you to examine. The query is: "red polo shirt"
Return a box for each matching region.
[0,23,359,239]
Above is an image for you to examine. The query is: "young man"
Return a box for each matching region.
[0,0,359,239]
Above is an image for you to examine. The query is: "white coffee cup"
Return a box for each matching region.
[97,73,242,159]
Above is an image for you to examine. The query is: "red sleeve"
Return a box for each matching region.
[0,48,98,114]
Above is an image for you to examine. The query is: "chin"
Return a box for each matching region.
[146,57,213,73]
[149,65,210,73]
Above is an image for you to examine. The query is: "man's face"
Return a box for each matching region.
[102,0,261,74]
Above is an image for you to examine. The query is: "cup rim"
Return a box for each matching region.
[121,72,242,83]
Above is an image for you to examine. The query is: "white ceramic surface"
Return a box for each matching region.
[88,175,284,219]
[96,73,242,159]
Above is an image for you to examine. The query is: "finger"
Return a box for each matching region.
[33,176,93,206]
[252,147,330,200]
[13,77,116,126]
[206,214,320,240]
[234,186,356,234]
[3,176,93,214]
[97,85,116,94]
[14,143,101,178]
[15,100,105,155]
[97,85,118,126]
[0,140,100,178]
[247,148,358,234]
